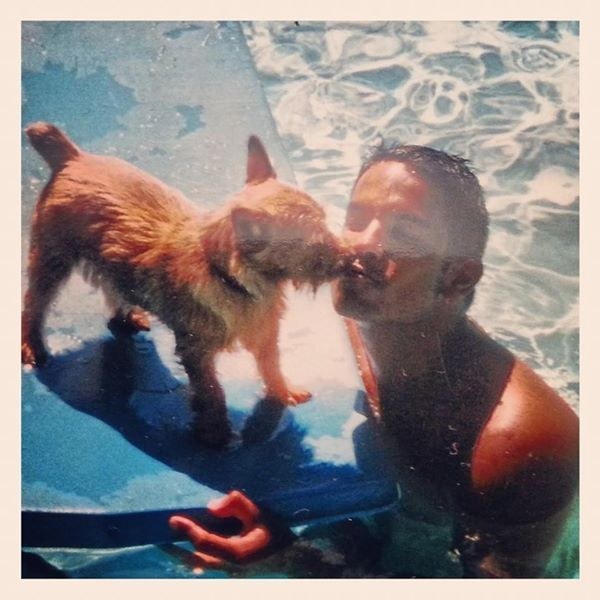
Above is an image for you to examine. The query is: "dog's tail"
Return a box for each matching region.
[25,122,81,171]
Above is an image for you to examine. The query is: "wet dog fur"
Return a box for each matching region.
[22,123,341,446]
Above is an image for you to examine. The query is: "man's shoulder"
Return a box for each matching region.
[470,358,578,492]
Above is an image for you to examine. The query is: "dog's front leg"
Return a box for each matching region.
[243,320,312,407]
[175,332,232,447]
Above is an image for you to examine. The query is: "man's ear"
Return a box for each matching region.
[440,258,483,299]
[246,135,277,184]
[231,206,269,241]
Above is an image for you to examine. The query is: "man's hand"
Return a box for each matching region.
[168,491,272,569]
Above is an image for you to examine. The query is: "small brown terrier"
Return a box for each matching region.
[22,123,341,446]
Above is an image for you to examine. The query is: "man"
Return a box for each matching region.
[169,144,579,578]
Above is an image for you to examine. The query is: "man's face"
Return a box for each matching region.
[332,160,449,323]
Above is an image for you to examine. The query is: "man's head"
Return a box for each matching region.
[332,143,489,324]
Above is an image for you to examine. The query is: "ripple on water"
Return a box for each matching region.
[514,44,569,73]
[341,64,411,92]
[499,21,562,42]
[422,51,484,83]
[481,51,506,79]
[471,80,537,123]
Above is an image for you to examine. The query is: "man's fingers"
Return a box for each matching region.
[169,515,271,562]
[207,491,261,530]
[169,515,232,552]
[226,524,272,561]
[169,492,273,566]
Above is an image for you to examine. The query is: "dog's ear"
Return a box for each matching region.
[246,136,277,184]
[231,206,270,245]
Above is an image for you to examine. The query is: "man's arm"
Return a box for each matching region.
[456,468,577,578]
[461,360,579,577]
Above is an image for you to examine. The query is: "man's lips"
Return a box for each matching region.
[342,255,396,284]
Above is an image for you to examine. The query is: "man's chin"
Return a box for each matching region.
[332,278,436,324]
[332,279,379,320]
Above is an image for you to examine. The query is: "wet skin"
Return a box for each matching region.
[331,161,579,577]
[332,162,449,325]
[171,160,578,577]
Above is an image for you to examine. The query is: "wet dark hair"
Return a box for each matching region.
[357,143,489,261]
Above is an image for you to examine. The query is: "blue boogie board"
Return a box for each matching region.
[21,21,398,577]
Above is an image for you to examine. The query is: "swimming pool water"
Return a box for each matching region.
[21,21,579,412]
[243,23,580,578]
[243,21,579,412]
[21,20,579,578]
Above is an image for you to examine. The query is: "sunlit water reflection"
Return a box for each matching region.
[243,21,579,411]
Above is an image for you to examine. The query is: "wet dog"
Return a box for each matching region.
[22,123,341,446]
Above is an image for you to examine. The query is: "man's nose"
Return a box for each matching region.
[343,219,384,254]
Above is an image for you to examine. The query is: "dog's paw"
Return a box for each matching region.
[286,387,312,406]
[126,309,151,332]
[21,342,48,368]
[107,309,151,336]
[267,385,312,407]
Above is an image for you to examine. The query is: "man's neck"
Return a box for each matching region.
[359,313,466,386]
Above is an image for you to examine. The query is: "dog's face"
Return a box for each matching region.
[231,197,341,287]
[229,137,343,287]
